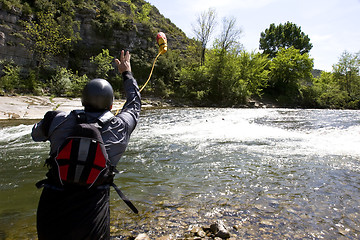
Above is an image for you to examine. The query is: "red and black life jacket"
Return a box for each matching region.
[37,110,138,214]
[55,118,112,188]
[48,110,114,188]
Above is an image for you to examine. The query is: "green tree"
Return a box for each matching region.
[183,41,202,68]
[179,47,269,106]
[332,51,360,99]
[259,21,313,58]
[51,67,88,97]
[206,47,237,103]
[312,71,350,108]
[268,47,313,102]
[137,2,152,23]
[92,0,130,36]
[24,11,77,68]
[179,65,210,101]
[206,49,269,105]
[90,49,114,79]
[209,17,242,102]
[0,60,21,93]
[153,49,182,97]
[51,67,72,96]
[235,51,269,98]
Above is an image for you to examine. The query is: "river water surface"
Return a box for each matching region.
[0,108,360,239]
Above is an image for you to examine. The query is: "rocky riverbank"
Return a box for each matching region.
[0,95,278,120]
[117,220,237,240]
[0,95,173,120]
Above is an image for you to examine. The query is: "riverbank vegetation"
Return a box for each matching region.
[0,1,359,109]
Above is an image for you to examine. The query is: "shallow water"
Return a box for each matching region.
[1,108,360,239]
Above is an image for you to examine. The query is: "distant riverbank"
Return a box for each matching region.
[0,95,279,120]
[0,95,174,120]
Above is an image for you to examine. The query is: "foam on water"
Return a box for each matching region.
[0,124,33,143]
[140,108,360,160]
[1,108,360,239]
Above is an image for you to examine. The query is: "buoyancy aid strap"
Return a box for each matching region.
[71,110,114,126]
[72,110,87,123]
[36,178,137,213]
[111,183,138,214]
[35,179,64,191]
[36,179,138,213]
[98,111,115,125]
[36,178,109,191]
[42,110,62,137]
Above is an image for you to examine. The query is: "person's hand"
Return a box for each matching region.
[115,50,131,74]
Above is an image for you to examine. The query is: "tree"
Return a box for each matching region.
[90,49,114,79]
[209,17,242,101]
[259,21,312,58]
[50,67,88,97]
[0,60,21,93]
[153,49,182,97]
[136,2,152,23]
[311,71,349,108]
[215,16,243,53]
[268,47,313,102]
[332,51,360,98]
[24,11,79,68]
[192,8,217,66]
[235,51,269,97]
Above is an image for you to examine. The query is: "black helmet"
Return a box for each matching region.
[82,78,114,111]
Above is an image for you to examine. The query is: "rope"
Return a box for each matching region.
[115,51,163,116]
[139,51,162,92]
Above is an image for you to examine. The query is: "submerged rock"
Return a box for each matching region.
[190,226,206,238]
[155,235,174,240]
[186,220,231,239]
[210,220,231,239]
[134,233,151,240]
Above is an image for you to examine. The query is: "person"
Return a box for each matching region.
[31,50,141,240]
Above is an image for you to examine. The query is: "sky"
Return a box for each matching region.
[146,0,360,71]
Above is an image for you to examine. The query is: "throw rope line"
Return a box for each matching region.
[115,32,167,116]
[139,51,161,93]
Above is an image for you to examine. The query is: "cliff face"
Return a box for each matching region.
[0,1,189,76]
[0,7,32,67]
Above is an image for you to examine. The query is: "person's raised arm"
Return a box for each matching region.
[114,50,141,132]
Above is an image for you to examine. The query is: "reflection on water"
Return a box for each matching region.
[1,108,360,239]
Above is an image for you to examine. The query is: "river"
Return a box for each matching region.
[0,108,359,239]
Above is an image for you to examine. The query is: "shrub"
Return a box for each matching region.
[0,60,21,93]
[50,67,88,97]
[90,49,114,79]
[51,67,72,96]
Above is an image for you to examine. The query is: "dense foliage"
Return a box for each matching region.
[0,1,359,109]
[259,21,313,58]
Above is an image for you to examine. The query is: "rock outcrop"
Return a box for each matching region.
[0,1,189,76]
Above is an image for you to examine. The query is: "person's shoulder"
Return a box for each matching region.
[98,111,115,124]
[49,110,74,128]
[42,110,65,124]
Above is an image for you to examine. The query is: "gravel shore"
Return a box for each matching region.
[0,96,161,120]
[0,94,277,120]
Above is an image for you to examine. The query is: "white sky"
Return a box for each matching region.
[146,0,360,71]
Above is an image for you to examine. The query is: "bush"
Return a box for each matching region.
[51,67,72,96]
[50,67,88,97]
[179,65,210,100]
[90,49,114,79]
[25,70,42,95]
[0,60,21,93]
[68,72,88,97]
[268,47,313,101]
